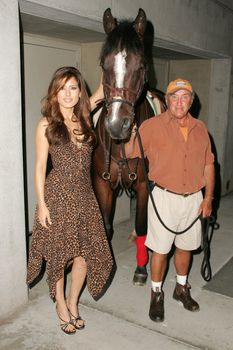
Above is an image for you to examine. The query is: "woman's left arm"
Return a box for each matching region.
[90,73,104,111]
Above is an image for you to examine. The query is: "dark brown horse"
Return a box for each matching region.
[92,8,166,285]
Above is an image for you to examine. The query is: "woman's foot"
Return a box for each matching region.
[66,299,85,330]
[56,303,76,334]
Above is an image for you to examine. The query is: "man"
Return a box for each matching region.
[126,78,215,322]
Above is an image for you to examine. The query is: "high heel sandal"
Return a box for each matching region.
[67,309,85,330]
[56,306,76,335]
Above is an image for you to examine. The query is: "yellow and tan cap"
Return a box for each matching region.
[166,78,193,95]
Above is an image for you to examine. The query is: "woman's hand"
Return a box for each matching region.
[37,203,52,228]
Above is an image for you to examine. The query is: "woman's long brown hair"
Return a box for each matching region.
[42,66,95,145]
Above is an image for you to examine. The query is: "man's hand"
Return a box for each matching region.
[124,125,137,158]
[200,163,215,218]
[198,197,213,218]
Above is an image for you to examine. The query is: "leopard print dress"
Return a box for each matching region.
[27,141,114,300]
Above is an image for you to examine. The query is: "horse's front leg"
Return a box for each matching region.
[133,180,149,286]
[93,175,114,241]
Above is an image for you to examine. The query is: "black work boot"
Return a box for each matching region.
[173,282,200,311]
[149,289,164,322]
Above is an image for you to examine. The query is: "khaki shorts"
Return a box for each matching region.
[145,186,202,254]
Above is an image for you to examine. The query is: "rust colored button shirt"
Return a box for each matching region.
[132,110,214,194]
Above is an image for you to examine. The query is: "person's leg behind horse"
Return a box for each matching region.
[66,256,87,329]
[133,179,149,285]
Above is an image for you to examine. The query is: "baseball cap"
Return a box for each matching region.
[166,78,193,95]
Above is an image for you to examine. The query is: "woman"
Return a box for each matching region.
[27,67,114,334]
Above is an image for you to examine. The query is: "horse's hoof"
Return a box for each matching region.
[133,266,148,286]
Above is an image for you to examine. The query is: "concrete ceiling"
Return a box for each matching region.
[20,13,105,43]
[20,13,200,60]
[215,0,233,12]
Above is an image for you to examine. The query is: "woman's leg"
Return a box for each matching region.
[66,256,87,328]
[55,274,76,333]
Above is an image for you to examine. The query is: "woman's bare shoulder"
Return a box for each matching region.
[36,117,49,138]
[38,116,49,127]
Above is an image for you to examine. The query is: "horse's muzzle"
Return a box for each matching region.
[104,116,133,140]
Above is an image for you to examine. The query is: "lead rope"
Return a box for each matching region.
[200,215,216,281]
[135,127,215,281]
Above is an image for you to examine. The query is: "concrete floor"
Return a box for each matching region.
[0,193,233,350]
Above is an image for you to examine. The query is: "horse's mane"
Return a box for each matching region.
[100,21,145,64]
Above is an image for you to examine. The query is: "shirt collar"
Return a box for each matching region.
[164,110,198,130]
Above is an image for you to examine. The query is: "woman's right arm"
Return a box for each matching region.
[34,117,51,228]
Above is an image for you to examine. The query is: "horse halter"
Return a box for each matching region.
[102,68,146,111]
[103,83,137,108]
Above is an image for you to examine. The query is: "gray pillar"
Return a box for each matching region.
[0,0,27,319]
[208,58,231,195]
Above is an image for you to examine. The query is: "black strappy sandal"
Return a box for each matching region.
[56,307,76,335]
[68,309,85,330]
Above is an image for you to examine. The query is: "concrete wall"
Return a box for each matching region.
[81,42,102,92]
[0,0,27,318]
[24,34,81,230]
[148,58,169,92]
[208,59,232,192]
[223,70,233,192]
[169,59,211,124]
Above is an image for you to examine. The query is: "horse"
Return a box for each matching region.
[92,8,166,285]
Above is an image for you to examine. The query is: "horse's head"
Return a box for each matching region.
[101,8,147,140]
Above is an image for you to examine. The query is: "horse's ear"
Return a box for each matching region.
[103,8,117,34]
[133,8,147,40]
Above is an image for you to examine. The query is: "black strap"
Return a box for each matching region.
[200,215,216,281]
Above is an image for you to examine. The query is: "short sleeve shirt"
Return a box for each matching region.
[132,110,214,193]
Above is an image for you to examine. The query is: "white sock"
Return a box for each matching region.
[151,281,162,292]
[176,274,187,286]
